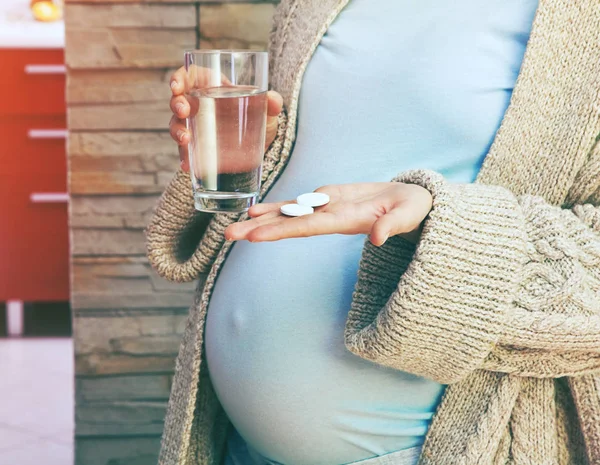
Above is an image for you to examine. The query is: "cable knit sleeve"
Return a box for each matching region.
[146,111,288,283]
[145,169,215,282]
[344,170,600,385]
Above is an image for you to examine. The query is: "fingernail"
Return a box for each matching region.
[382,234,389,244]
[175,102,184,114]
[170,80,178,90]
[177,129,186,142]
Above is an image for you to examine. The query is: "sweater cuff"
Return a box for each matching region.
[146,169,214,282]
[345,170,528,384]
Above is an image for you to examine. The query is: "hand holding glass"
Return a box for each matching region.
[184,50,269,213]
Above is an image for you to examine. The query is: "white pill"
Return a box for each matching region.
[296,192,330,207]
[280,203,314,217]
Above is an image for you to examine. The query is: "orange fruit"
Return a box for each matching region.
[31,1,62,22]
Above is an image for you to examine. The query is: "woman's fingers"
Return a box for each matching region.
[170,95,190,119]
[225,211,282,240]
[170,67,190,173]
[265,115,279,150]
[179,145,189,172]
[267,90,283,117]
[229,202,340,242]
[248,201,292,217]
[264,91,283,149]
[171,65,234,96]
[169,67,187,96]
[169,115,189,146]
[225,183,434,245]
[247,212,342,242]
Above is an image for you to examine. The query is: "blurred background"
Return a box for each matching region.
[0,0,276,463]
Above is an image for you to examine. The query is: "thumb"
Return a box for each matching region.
[264,115,279,151]
[267,90,283,117]
[369,205,424,246]
[264,91,283,151]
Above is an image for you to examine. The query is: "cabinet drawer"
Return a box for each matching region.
[0,173,69,301]
[0,49,65,116]
[0,115,67,178]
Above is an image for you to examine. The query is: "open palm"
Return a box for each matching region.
[225,182,433,245]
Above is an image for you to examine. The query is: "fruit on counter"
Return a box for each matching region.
[31,1,62,22]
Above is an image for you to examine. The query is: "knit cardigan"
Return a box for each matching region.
[146,0,600,463]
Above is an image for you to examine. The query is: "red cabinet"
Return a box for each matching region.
[0,49,66,116]
[0,49,69,301]
[0,116,67,176]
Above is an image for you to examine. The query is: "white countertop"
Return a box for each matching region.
[0,0,64,48]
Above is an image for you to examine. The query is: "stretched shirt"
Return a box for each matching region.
[206,0,538,464]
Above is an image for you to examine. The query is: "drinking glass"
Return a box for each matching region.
[184,50,269,213]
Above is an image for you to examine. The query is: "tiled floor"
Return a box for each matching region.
[0,338,74,465]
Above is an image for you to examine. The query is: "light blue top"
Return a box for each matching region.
[206,1,538,464]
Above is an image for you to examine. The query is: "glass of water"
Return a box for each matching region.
[184,50,269,213]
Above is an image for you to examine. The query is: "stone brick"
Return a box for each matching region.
[70,255,197,313]
[175,314,188,335]
[71,256,156,292]
[76,375,171,402]
[66,0,193,3]
[68,131,178,194]
[122,212,156,230]
[69,191,153,212]
[68,162,176,195]
[74,313,187,355]
[75,318,136,354]
[70,171,163,195]
[68,82,169,105]
[68,102,170,131]
[72,292,194,310]
[70,195,161,229]
[66,29,195,69]
[71,229,146,256]
[71,257,166,292]
[68,129,179,194]
[148,268,201,293]
[68,68,172,106]
[66,4,196,29]
[69,68,168,86]
[70,213,122,229]
[110,335,182,356]
[198,0,279,2]
[76,352,177,376]
[154,170,183,193]
[76,401,167,436]
[199,4,275,50]
[71,256,158,291]
[69,132,174,158]
[75,437,161,465]
[66,0,273,2]
[137,311,189,336]
[71,211,151,230]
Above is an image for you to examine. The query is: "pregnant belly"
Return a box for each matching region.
[205,236,445,465]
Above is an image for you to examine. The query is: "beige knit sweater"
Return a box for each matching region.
[146,0,600,463]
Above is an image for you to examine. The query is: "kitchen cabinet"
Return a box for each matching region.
[0,49,66,116]
[0,46,68,335]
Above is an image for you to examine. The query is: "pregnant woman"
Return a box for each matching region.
[147,1,600,464]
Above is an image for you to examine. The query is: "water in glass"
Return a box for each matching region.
[187,85,268,212]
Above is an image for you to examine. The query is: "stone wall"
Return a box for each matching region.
[65,2,276,464]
